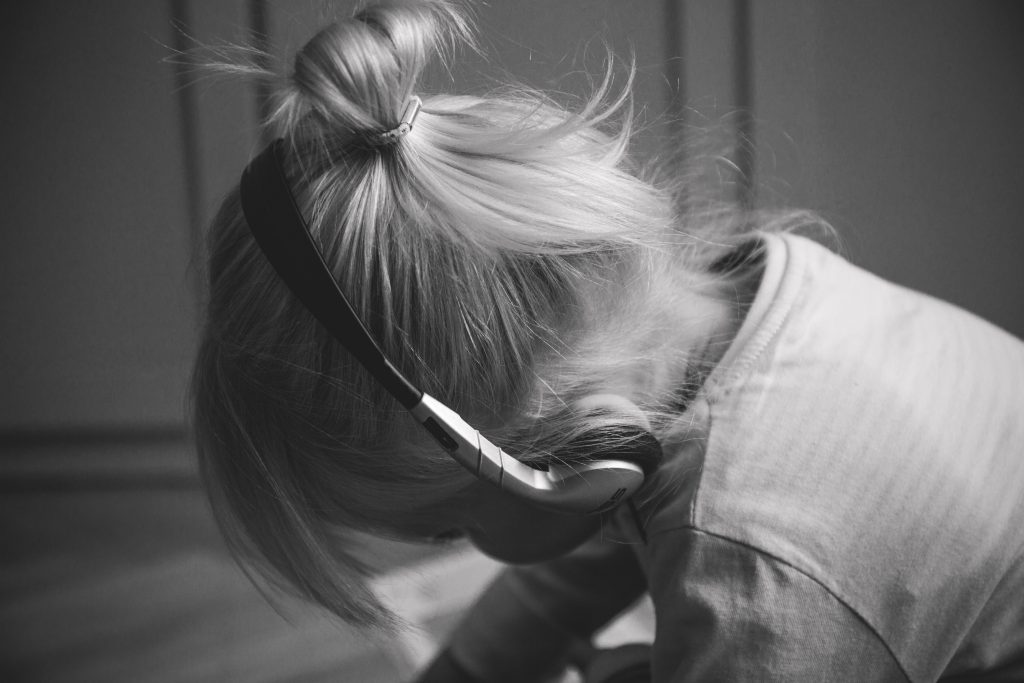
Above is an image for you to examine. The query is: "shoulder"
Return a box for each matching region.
[641,526,909,682]
[638,232,1024,681]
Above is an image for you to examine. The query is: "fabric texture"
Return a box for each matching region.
[447,233,1024,682]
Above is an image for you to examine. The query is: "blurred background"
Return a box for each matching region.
[1,1,1021,681]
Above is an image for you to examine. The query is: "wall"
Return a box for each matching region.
[1,2,197,433]
[752,0,1024,333]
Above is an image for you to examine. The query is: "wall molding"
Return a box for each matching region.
[0,427,197,491]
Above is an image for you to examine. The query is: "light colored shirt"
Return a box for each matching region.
[450,233,1024,682]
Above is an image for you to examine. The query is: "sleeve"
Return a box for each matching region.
[442,535,648,683]
[647,528,911,683]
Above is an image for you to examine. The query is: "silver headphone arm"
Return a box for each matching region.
[409,393,645,515]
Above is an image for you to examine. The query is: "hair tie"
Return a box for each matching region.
[378,96,423,143]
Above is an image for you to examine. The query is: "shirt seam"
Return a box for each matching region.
[650,524,915,683]
[704,232,802,399]
[686,235,797,529]
[689,233,803,529]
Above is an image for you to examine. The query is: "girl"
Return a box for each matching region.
[191,1,1024,680]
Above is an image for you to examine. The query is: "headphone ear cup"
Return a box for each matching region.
[540,422,659,514]
[490,394,661,515]
[565,394,663,474]
[558,423,663,477]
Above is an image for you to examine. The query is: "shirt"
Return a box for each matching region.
[448,232,1024,682]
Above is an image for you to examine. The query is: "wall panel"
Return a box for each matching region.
[679,0,751,204]
[0,2,197,431]
[181,0,262,247]
[751,0,1024,337]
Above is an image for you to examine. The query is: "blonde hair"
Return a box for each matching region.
[192,0,762,628]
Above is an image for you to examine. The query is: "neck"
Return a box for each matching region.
[634,250,766,413]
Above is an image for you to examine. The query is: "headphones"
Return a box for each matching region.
[238,139,661,515]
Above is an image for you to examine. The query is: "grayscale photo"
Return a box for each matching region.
[2,1,1023,681]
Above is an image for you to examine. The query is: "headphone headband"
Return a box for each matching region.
[237,140,649,515]
[240,140,422,408]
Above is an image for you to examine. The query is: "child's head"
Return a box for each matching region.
[192,0,746,628]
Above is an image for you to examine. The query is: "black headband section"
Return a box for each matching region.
[239,139,424,409]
